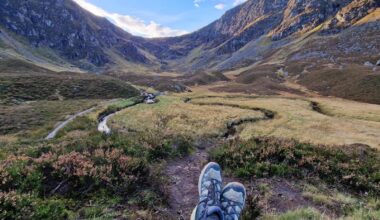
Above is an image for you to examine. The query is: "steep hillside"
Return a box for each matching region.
[0,0,379,103]
[158,0,379,72]
[0,0,161,71]
[1,0,378,73]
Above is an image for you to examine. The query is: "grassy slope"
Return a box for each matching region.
[297,65,380,105]
[0,59,139,141]
[0,100,99,139]
[0,66,139,103]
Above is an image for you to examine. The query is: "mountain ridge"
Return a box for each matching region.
[0,0,380,103]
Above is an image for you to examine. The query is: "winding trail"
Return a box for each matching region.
[45,107,95,140]
[164,97,276,218]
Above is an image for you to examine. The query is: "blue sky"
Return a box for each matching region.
[73,0,247,38]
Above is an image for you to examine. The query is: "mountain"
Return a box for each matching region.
[0,0,379,103]
[156,0,380,72]
[0,0,163,71]
[152,0,380,103]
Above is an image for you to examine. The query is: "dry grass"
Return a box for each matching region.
[110,90,380,149]
[312,97,380,122]
[193,96,380,149]
[111,95,264,139]
[355,8,380,25]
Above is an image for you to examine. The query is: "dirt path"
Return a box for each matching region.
[163,97,325,219]
[164,141,329,219]
[165,147,209,219]
[45,107,95,140]
[164,97,274,218]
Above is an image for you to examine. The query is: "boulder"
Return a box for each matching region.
[376,60,380,66]
[364,61,373,67]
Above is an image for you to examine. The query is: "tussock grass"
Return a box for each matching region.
[112,96,265,139]
[211,137,380,195]
[188,95,380,149]
[312,97,380,122]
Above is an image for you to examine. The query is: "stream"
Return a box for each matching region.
[97,93,160,135]
[97,113,114,135]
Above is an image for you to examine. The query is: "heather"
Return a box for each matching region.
[0,131,193,219]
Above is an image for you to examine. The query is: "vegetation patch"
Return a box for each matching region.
[0,100,98,138]
[98,96,144,122]
[211,137,380,196]
[0,122,195,219]
[0,73,138,104]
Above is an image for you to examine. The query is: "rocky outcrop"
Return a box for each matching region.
[271,0,351,40]
[323,0,380,33]
[156,0,379,65]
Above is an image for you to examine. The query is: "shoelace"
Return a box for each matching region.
[198,179,222,218]
[220,198,243,217]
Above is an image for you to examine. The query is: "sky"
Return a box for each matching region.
[73,0,247,38]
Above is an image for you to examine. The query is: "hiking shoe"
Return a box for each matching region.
[192,162,224,220]
[220,182,246,220]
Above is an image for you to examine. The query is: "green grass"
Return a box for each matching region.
[0,99,99,138]
[262,208,325,220]
[98,96,143,121]
[55,116,96,139]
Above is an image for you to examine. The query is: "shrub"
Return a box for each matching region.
[0,129,188,217]
[211,137,380,196]
[0,192,69,220]
[262,208,324,220]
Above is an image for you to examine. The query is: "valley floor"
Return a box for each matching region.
[1,83,380,219]
[108,89,380,219]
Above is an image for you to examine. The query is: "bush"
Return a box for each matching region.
[0,129,194,218]
[0,192,69,220]
[211,137,380,196]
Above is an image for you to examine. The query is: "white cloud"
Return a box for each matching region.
[194,0,203,7]
[73,0,188,38]
[214,3,225,10]
[233,0,247,6]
